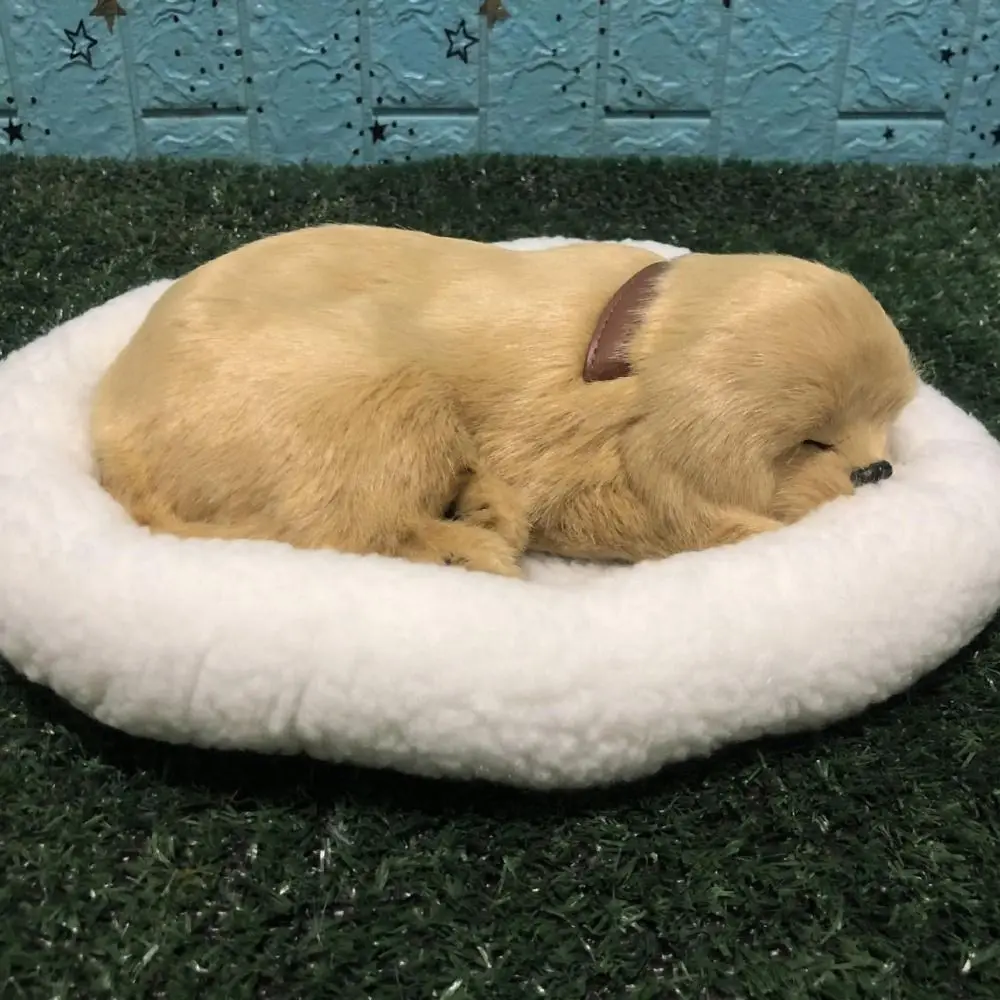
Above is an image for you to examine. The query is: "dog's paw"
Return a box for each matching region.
[453,471,530,554]
[406,521,524,578]
[442,529,524,578]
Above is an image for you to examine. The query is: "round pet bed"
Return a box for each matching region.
[2,237,1000,790]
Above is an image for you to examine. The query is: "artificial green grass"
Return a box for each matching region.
[2,154,1000,1000]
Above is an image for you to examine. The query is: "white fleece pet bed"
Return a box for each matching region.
[2,236,1000,791]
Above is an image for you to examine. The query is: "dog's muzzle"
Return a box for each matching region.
[851,460,893,487]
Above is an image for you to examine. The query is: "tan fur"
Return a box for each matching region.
[90,224,918,577]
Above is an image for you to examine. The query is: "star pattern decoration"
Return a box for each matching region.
[883,126,895,141]
[369,119,388,143]
[940,46,955,64]
[91,0,127,34]
[445,19,479,63]
[65,19,98,67]
[479,0,511,29]
[2,117,24,144]
[992,125,1000,146]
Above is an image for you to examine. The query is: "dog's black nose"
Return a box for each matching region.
[851,460,893,487]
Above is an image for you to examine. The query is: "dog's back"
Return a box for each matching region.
[90,224,661,569]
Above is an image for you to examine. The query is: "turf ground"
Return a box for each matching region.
[1,154,999,1000]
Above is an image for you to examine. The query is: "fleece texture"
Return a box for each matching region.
[1,237,1000,790]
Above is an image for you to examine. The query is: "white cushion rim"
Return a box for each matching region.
[1,237,999,789]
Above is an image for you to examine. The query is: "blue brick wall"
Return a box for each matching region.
[1,0,998,166]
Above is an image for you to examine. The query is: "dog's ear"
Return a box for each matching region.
[583,262,671,383]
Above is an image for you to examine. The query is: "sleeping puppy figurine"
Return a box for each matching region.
[91,224,917,577]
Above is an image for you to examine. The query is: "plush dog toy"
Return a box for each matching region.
[91,225,917,577]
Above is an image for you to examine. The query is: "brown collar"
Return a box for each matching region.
[583,260,671,382]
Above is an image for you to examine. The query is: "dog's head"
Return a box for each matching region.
[620,252,918,524]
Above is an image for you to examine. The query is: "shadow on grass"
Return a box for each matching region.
[4,612,996,823]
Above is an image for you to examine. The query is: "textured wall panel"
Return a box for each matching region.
[2,0,135,159]
[2,0,999,167]
[946,4,1000,164]
[131,0,243,112]
[603,116,712,159]
[248,0,357,165]
[720,0,847,162]
[0,27,20,156]
[0,34,13,104]
[840,0,965,114]
[143,113,251,159]
[834,117,946,161]
[369,0,479,111]
[605,0,719,114]
[374,112,478,165]
[486,0,596,156]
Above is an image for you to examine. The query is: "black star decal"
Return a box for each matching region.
[940,46,955,64]
[2,117,24,144]
[991,125,1000,146]
[369,120,388,143]
[445,19,479,63]
[65,19,98,67]
[883,126,895,141]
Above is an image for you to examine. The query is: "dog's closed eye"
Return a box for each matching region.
[803,440,833,451]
